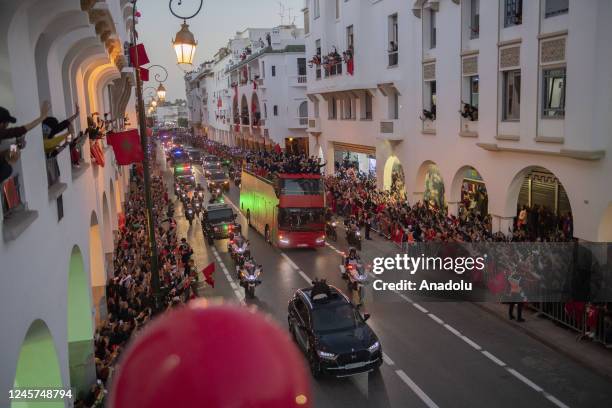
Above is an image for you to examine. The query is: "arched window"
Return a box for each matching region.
[298,101,308,118]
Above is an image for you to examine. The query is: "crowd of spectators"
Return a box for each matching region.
[326,165,573,244]
[76,156,199,407]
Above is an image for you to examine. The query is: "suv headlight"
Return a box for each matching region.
[368,341,380,353]
[317,350,337,360]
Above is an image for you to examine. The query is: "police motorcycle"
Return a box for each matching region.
[185,204,195,226]
[344,217,362,250]
[228,234,250,271]
[325,220,338,242]
[339,247,368,306]
[237,256,262,299]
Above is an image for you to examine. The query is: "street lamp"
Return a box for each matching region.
[151,99,158,108]
[156,83,167,102]
[169,0,204,71]
[146,64,169,102]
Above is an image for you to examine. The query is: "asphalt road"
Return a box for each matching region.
[168,151,612,408]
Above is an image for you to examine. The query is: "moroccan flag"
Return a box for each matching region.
[107,129,144,165]
[139,67,149,81]
[202,262,215,288]
[129,43,150,67]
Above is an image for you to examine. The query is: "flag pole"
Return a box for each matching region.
[131,1,161,314]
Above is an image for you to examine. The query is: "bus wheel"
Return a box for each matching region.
[246,209,251,227]
[264,225,270,244]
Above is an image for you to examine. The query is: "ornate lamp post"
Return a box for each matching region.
[146,64,169,102]
[169,0,204,71]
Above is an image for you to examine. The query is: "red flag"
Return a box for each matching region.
[274,143,282,154]
[139,67,149,81]
[146,127,153,137]
[202,262,215,288]
[90,140,105,167]
[129,43,150,67]
[107,129,144,165]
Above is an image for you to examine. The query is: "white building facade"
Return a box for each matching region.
[0,0,138,403]
[186,25,310,153]
[303,0,612,242]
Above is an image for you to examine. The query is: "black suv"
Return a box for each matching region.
[288,281,382,378]
[207,170,230,192]
[202,203,240,244]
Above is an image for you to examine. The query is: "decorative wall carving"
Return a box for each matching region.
[462,56,478,76]
[423,62,436,80]
[500,46,520,69]
[541,37,566,64]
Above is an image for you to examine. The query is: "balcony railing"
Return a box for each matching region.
[388,51,399,67]
[324,63,342,77]
[1,175,23,218]
[46,156,61,187]
[298,117,308,126]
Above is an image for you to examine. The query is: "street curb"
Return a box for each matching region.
[471,301,612,383]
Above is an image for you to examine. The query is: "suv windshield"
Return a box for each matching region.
[210,172,227,181]
[279,208,325,232]
[312,303,362,333]
[207,208,234,222]
[280,178,324,195]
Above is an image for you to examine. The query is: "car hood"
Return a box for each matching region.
[317,325,376,354]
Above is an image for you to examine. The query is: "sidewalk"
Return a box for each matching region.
[348,222,612,382]
[475,302,612,382]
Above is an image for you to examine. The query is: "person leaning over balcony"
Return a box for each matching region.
[42,104,79,155]
[0,101,51,183]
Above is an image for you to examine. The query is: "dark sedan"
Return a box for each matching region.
[288,281,382,378]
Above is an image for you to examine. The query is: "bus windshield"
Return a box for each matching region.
[279,178,324,196]
[278,208,325,232]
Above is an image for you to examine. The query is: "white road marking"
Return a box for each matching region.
[211,247,244,305]
[412,303,428,313]
[382,352,395,366]
[506,368,544,393]
[481,351,506,367]
[544,393,571,408]
[280,252,300,270]
[460,335,482,351]
[395,370,440,408]
[428,313,444,324]
[444,324,461,336]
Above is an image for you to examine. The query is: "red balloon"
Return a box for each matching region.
[109,302,311,408]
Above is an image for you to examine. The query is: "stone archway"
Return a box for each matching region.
[450,165,488,217]
[240,94,249,125]
[67,245,96,399]
[383,156,406,200]
[251,93,261,126]
[505,166,574,239]
[415,160,445,209]
[13,320,63,408]
[89,211,106,325]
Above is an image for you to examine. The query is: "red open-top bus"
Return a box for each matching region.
[240,171,326,248]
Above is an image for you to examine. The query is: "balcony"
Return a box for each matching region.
[459,117,479,138]
[256,78,265,89]
[288,117,308,129]
[422,119,436,134]
[378,120,402,141]
[307,118,321,133]
[1,174,38,242]
[324,63,342,78]
[388,51,399,67]
[46,151,68,201]
[289,75,307,87]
